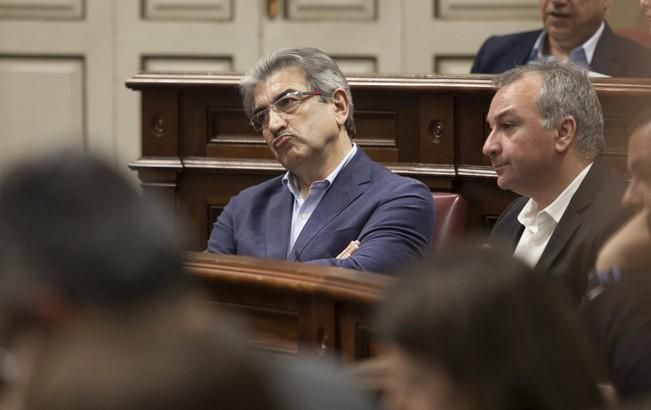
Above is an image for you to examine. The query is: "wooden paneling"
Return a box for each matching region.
[285,0,377,21]
[0,57,84,172]
[142,0,233,21]
[127,73,651,251]
[186,251,391,360]
[435,0,538,20]
[0,0,84,19]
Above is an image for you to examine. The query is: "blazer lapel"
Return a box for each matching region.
[288,150,370,261]
[265,186,293,260]
[535,161,606,274]
[591,24,621,76]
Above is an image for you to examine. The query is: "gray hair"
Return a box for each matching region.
[494,62,604,160]
[240,47,356,138]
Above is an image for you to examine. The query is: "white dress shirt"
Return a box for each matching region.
[514,163,593,268]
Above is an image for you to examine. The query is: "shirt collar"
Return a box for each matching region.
[519,162,593,226]
[282,143,358,195]
[530,22,605,66]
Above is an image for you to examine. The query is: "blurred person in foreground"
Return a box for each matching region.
[484,61,630,303]
[580,109,651,400]
[207,47,434,274]
[0,150,273,408]
[375,244,608,410]
[0,149,372,410]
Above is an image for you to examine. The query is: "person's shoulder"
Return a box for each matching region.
[230,175,286,200]
[366,159,431,193]
[479,29,542,50]
[606,27,651,54]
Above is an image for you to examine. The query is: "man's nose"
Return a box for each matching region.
[267,108,287,134]
[482,131,499,157]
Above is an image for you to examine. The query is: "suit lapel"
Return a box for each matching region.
[535,161,607,273]
[512,31,540,67]
[288,150,370,261]
[591,24,620,76]
[265,186,293,260]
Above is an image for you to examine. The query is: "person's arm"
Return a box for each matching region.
[206,199,236,254]
[595,209,651,273]
[307,180,434,274]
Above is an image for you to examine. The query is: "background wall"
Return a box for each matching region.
[0,0,646,179]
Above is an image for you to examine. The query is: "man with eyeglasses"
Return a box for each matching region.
[207,48,434,274]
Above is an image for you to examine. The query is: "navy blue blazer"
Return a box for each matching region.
[471,24,651,77]
[207,149,434,274]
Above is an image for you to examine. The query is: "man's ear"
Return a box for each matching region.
[554,116,577,153]
[331,88,350,127]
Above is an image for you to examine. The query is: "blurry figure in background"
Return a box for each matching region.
[375,244,607,410]
[471,0,651,77]
[580,109,651,400]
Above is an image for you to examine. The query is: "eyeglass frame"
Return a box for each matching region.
[249,90,322,132]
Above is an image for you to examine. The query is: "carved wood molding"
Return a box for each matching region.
[126,72,651,95]
[184,251,392,304]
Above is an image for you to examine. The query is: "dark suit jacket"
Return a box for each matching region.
[489,160,630,302]
[471,24,651,77]
[207,149,434,274]
[580,271,651,399]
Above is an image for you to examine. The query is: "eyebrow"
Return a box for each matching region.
[253,88,299,115]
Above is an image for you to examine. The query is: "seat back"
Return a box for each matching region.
[432,192,468,248]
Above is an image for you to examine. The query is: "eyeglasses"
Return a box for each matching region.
[250,90,321,131]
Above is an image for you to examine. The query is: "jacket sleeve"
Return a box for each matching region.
[307,179,434,274]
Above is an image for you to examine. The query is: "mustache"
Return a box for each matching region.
[272,129,294,139]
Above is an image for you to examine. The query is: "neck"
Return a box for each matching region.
[531,156,590,209]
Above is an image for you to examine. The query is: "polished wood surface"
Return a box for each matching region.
[185,251,392,361]
[127,73,651,250]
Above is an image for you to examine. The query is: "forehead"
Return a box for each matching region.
[253,65,309,107]
[628,123,651,170]
[488,73,542,119]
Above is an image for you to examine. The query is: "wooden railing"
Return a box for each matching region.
[185,251,392,361]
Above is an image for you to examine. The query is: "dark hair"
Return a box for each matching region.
[0,150,186,311]
[377,244,606,410]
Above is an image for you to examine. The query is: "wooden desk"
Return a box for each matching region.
[185,251,392,361]
[127,73,651,250]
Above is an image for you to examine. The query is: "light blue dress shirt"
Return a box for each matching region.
[528,22,605,70]
[282,144,358,256]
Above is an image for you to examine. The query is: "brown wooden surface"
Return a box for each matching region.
[185,251,391,361]
[127,73,651,250]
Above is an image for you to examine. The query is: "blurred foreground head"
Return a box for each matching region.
[23,298,277,410]
[0,150,186,327]
[377,244,606,410]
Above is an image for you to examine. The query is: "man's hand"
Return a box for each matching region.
[596,209,651,272]
[336,240,360,260]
